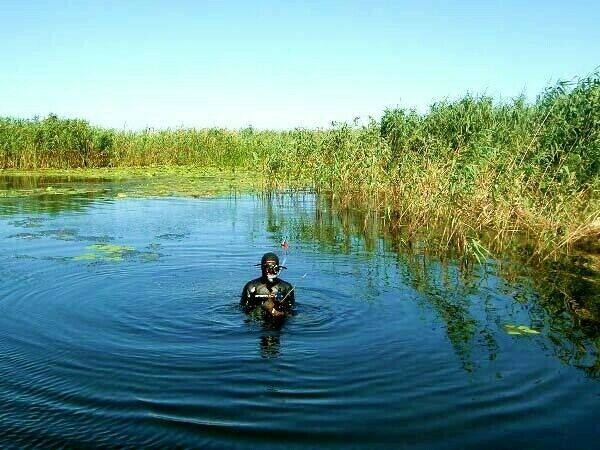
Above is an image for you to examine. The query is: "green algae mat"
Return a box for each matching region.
[0,167,265,200]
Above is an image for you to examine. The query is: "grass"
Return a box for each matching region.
[0,72,598,262]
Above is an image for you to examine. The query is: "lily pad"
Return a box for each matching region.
[503,324,540,335]
[138,252,160,262]
[73,253,98,261]
[9,218,45,228]
[8,232,39,240]
[75,243,135,262]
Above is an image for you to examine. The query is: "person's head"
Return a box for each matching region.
[260,252,280,282]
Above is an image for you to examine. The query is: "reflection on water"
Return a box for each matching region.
[0,175,599,448]
[260,193,600,376]
[241,307,287,359]
[1,176,598,374]
[259,322,284,359]
[1,176,598,375]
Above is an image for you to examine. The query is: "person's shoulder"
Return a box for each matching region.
[277,279,294,290]
[243,277,263,290]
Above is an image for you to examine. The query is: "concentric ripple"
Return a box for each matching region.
[0,192,598,449]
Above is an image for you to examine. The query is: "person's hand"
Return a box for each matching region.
[262,297,285,317]
[270,307,285,317]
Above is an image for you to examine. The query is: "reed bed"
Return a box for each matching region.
[1,73,598,260]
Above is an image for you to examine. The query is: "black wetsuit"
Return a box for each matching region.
[240,277,295,315]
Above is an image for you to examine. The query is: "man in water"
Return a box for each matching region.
[241,252,295,318]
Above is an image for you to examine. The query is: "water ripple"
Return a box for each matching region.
[0,194,598,448]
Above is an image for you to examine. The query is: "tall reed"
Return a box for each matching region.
[1,72,598,259]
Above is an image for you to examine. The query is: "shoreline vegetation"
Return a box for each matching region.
[1,73,598,264]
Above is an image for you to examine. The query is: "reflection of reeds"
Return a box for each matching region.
[263,192,600,376]
[0,73,598,260]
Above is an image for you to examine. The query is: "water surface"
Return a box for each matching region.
[0,177,599,449]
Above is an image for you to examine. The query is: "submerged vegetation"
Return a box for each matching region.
[0,72,598,261]
[260,193,600,375]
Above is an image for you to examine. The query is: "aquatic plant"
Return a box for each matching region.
[503,324,540,335]
[260,192,600,376]
[0,72,598,261]
[75,243,135,262]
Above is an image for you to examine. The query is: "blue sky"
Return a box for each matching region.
[1,0,598,129]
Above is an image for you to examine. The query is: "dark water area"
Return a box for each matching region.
[0,176,599,449]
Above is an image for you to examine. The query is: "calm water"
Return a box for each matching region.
[0,177,599,449]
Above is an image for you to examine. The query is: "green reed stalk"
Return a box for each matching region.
[0,73,598,260]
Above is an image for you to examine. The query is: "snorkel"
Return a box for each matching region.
[278,238,288,277]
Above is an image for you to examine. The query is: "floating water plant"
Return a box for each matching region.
[75,243,135,262]
[9,218,45,228]
[72,243,161,263]
[503,324,540,335]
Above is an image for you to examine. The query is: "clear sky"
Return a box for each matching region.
[1,0,598,130]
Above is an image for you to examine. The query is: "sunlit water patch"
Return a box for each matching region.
[0,178,598,449]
